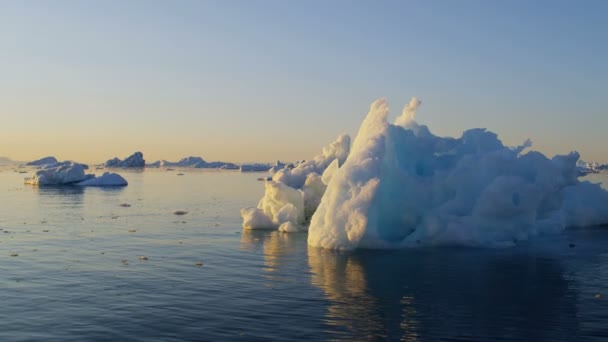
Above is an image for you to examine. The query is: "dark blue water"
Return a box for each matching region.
[1,168,608,341]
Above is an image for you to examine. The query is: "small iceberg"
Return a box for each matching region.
[105,152,145,168]
[76,172,128,186]
[24,161,89,185]
[24,161,127,187]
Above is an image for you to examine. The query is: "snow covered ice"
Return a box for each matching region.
[243,97,608,250]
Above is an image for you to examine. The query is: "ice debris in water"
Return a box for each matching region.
[243,97,608,250]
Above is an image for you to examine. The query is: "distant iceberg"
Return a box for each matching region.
[25,161,127,187]
[26,156,58,167]
[105,152,145,168]
[242,97,608,250]
[240,163,271,172]
[147,156,238,169]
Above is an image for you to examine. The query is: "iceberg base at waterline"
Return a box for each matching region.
[242,97,608,251]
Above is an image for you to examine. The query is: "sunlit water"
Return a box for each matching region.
[2,167,608,341]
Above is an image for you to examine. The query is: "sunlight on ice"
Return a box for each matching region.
[243,97,608,250]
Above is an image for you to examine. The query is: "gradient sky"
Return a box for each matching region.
[1,0,607,164]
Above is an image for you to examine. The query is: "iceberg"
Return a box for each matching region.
[24,161,128,187]
[240,134,351,231]
[242,97,608,250]
[26,156,58,167]
[24,161,90,185]
[76,172,128,186]
[105,152,145,168]
[307,98,608,250]
[147,156,239,169]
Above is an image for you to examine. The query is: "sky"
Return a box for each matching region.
[1,0,607,164]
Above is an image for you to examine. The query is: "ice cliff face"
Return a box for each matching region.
[105,152,145,168]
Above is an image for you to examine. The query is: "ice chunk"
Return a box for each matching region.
[105,152,145,168]
[76,172,128,186]
[24,161,89,185]
[241,207,276,230]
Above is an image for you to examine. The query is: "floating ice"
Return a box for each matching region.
[240,135,351,231]
[76,172,128,186]
[24,161,128,187]
[306,98,608,250]
[105,152,145,168]
[26,156,58,167]
[24,161,90,185]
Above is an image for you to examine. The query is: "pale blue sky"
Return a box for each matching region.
[1,0,607,163]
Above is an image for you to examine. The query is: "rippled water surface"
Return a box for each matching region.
[2,168,608,341]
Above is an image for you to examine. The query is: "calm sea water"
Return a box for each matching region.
[1,167,608,341]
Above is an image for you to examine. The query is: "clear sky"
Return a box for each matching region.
[1,0,607,164]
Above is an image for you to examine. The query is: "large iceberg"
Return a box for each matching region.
[308,98,608,250]
[105,152,145,168]
[242,97,608,250]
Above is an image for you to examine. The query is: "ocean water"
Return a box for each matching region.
[2,167,608,341]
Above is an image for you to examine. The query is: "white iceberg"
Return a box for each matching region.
[240,134,351,231]
[26,156,58,167]
[105,152,145,168]
[24,161,89,185]
[24,161,128,187]
[307,98,608,250]
[76,172,128,186]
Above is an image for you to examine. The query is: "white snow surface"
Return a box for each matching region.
[307,98,608,250]
[76,172,128,186]
[240,134,351,231]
